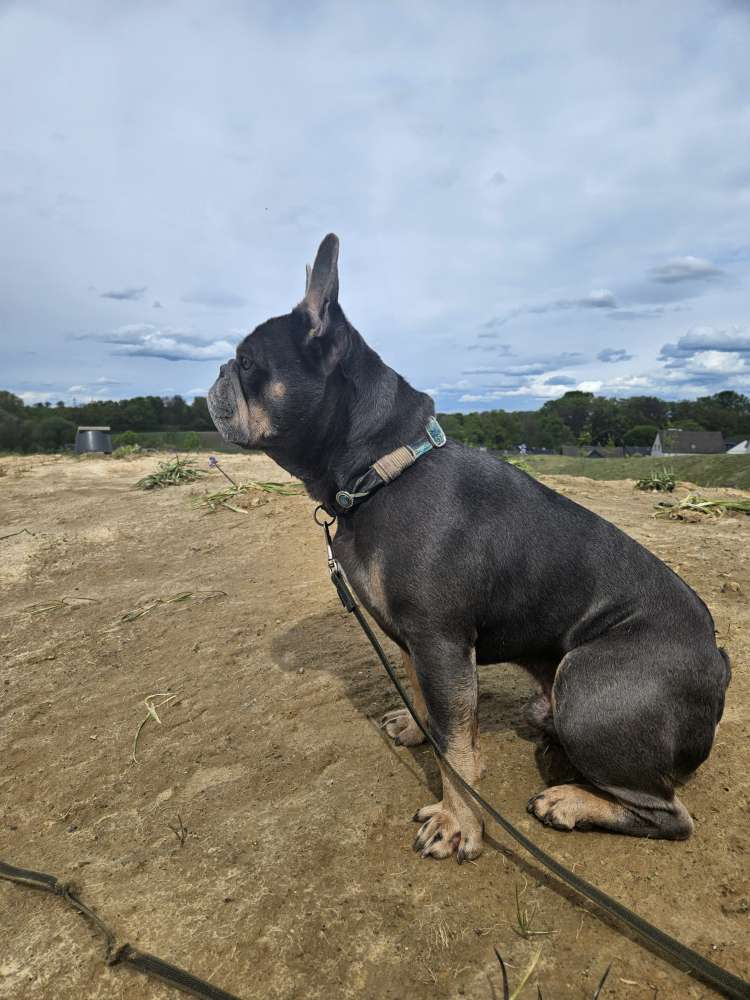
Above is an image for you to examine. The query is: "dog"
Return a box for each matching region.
[208,234,730,862]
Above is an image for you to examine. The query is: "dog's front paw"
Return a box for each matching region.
[381,708,426,747]
[412,802,483,862]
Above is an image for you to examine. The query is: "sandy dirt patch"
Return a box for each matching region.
[1,454,747,998]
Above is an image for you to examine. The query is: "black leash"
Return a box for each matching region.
[316,508,750,1000]
[0,859,241,1000]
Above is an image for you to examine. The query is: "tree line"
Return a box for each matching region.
[0,392,212,452]
[438,390,750,450]
[1,388,748,454]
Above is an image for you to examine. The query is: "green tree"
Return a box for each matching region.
[31,417,75,451]
[0,391,24,416]
[189,396,213,430]
[623,424,658,446]
[541,391,594,439]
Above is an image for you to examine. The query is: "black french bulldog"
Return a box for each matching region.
[208,234,730,862]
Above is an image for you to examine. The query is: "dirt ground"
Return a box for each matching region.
[1,452,748,1000]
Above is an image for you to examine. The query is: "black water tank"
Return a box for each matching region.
[75,426,113,454]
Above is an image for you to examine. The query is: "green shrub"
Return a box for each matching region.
[634,467,676,492]
[182,431,202,451]
[113,443,142,459]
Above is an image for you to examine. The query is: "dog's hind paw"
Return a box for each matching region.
[412,802,483,862]
[527,783,622,832]
[381,708,426,747]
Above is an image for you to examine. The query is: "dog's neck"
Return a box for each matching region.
[265,324,435,511]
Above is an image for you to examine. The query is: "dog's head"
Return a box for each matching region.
[208,233,348,450]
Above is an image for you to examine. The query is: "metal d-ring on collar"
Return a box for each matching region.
[334,416,447,513]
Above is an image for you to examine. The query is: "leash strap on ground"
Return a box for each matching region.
[319,518,750,1000]
[0,860,242,1000]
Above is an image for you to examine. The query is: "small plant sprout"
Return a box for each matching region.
[513,881,550,939]
[167,813,188,847]
[634,467,676,492]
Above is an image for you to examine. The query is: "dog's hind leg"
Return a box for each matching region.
[409,638,484,862]
[527,783,693,839]
[526,639,722,840]
[519,660,560,742]
[381,651,428,747]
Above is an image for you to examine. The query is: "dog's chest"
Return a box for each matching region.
[337,546,391,626]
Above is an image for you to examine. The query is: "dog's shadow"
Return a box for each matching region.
[271,609,572,790]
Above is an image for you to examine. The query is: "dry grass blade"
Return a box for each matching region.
[167,813,188,847]
[493,948,510,1000]
[132,692,177,764]
[24,596,98,616]
[509,948,542,1000]
[135,457,206,490]
[0,527,34,542]
[493,947,541,1000]
[121,590,225,623]
[193,480,304,513]
[592,963,612,998]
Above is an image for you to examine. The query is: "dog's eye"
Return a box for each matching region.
[239,355,253,372]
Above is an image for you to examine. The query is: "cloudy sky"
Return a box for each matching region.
[1,0,749,412]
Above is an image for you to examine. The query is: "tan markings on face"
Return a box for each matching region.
[267,380,286,400]
[237,400,272,441]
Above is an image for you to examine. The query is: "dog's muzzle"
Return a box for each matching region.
[207,360,250,446]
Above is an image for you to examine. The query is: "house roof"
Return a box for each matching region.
[655,430,725,453]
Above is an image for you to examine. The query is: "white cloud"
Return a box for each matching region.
[81,325,235,362]
[1,2,748,409]
[649,256,724,284]
[677,325,750,352]
[18,391,56,404]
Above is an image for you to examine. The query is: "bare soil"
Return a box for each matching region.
[0,453,748,1000]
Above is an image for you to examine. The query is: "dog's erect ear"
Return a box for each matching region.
[302,233,339,336]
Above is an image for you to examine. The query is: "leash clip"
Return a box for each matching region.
[313,505,337,571]
[314,504,358,611]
